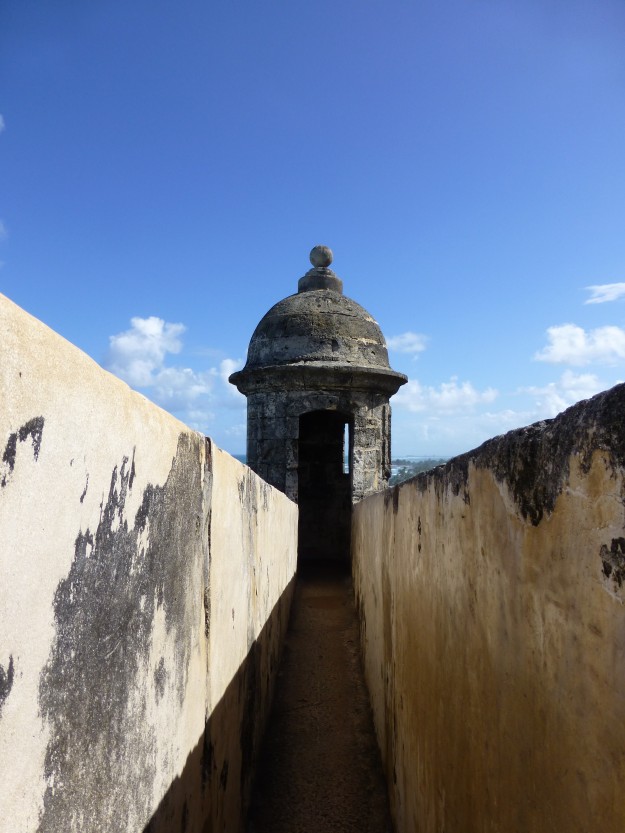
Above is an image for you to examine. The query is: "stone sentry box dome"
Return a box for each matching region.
[229,246,407,562]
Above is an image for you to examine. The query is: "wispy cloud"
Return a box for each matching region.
[391,401,530,459]
[151,366,215,410]
[105,316,244,433]
[585,283,625,304]
[387,331,428,356]
[0,115,5,134]
[391,371,615,457]
[218,358,245,403]
[520,370,606,417]
[107,316,186,386]
[394,376,498,413]
[534,323,625,366]
[219,357,242,387]
[0,220,7,241]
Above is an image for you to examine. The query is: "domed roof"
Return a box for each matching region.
[230,246,407,395]
[245,290,391,370]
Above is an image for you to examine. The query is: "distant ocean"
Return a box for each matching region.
[232,453,440,473]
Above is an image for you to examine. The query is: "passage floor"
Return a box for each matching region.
[248,562,393,833]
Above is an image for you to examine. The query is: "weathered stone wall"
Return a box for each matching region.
[246,388,391,502]
[353,384,625,833]
[0,294,298,833]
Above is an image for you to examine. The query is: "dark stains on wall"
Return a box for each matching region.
[410,383,625,526]
[144,577,295,833]
[386,483,399,514]
[154,657,168,702]
[37,432,205,833]
[79,473,89,503]
[219,759,229,791]
[0,655,15,717]
[600,537,625,590]
[1,415,44,487]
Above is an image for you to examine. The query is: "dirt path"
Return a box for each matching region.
[247,564,393,833]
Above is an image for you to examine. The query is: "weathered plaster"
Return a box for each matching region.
[353,384,625,833]
[0,294,297,833]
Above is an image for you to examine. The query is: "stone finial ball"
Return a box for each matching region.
[309,245,333,268]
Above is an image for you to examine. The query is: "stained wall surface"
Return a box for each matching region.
[353,384,625,833]
[0,294,298,833]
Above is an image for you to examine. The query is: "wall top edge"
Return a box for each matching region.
[394,382,625,526]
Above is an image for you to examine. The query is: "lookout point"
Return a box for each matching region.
[1,249,625,833]
[230,245,406,564]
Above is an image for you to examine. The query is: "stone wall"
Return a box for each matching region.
[352,384,625,833]
[0,294,298,833]
[245,387,391,502]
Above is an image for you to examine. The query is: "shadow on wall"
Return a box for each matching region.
[143,575,295,833]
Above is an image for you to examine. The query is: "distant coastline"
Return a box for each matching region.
[231,453,448,486]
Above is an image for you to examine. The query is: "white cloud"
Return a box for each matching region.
[585,283,625,304]
[151,366,214,409]
[107,316,185,386]
[394,376,498,414]
[392,367,621,457]
[106,316,245,436]
[391,402,531,458]
[534,323,625,366]
[0,115,4,133]
[521,370,606,418]
[218,358,246,403]
[0,220,7,240]
[219,357,242,386]
[387,331,428,356]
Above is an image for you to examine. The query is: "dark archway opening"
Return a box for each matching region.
[297,410,352,566]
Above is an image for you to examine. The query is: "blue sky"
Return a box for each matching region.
[2,0,625,457]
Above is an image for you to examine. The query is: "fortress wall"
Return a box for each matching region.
[353,384,625,833]
[0,294,298,833]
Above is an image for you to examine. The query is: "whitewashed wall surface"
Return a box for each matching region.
[0,294,298,833]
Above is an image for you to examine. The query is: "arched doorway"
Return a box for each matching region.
[297,410,352,565]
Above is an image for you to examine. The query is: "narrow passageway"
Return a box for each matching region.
[247,563,393,833]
